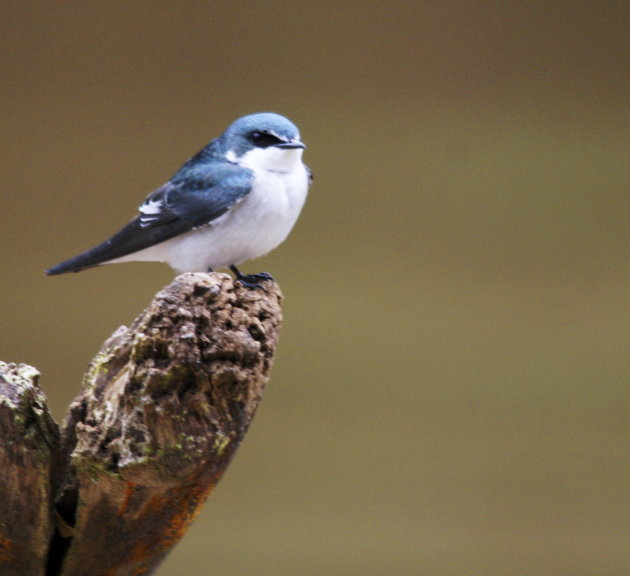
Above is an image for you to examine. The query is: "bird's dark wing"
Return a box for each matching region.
[46,163,253,275]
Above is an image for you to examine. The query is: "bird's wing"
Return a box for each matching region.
[46,163,252,275]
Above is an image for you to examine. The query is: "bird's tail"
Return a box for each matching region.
[45,246,108,275]
[45,215,164,275]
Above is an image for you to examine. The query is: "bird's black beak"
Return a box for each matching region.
[276,139,306,150]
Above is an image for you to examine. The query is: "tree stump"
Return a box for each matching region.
[0,272,283,575]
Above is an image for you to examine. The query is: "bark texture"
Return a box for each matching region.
[0,272,282,576]
[0,362,59,576]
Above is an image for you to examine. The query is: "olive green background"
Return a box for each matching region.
[2,3,629,575]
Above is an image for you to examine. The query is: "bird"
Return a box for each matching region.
[46,112,311,287]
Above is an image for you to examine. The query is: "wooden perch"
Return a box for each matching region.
[0,272,283,576]
[0,363,60,575]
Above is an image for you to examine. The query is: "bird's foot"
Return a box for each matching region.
[230,266,274,289]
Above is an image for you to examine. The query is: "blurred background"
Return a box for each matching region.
[2,2,629,574]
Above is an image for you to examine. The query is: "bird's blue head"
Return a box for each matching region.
[221,113,305,172]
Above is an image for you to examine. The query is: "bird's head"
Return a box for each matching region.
[222,113,305,173]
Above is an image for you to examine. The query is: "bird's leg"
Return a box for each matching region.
[229,265,273,289]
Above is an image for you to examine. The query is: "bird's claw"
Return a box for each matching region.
[230,266,274,289]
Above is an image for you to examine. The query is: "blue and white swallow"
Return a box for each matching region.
[46,112,312,287]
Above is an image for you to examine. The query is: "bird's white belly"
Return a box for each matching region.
[117,165,308,273]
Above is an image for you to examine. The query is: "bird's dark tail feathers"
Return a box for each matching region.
[45,235,128,276]
[45,251,105,275]
[45,215,165,276]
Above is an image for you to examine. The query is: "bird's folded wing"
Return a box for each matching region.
[46,164,252,275]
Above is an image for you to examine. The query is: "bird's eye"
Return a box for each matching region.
[250,131,283,147]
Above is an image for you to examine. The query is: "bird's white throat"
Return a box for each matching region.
[227,146,304,174]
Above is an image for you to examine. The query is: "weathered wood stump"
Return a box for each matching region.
[0,272,282,575]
